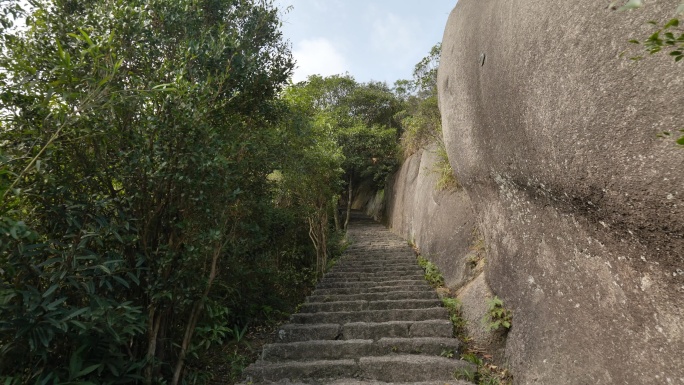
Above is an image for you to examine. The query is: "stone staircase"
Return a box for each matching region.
[242,212,474,384]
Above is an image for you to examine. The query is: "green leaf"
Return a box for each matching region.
[628,39,640,44]
[77,364,101,377]
[126,272,140,286]
[676,136,684,145]
[670,51,682,56]
[42,284,58,298]
[664,19,680,28]
[675,55,684,61]
[113,275,130,288]
[62,307,88,321]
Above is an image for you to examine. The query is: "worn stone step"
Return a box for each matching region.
[341,253,415,260]
[276,319,453,342]
[344,248,409,254]
[242,359,357,383]
[290,307,448,325]
[329,266,423,274]
[307,290,437,303]
[342,256,415,262]
[316,279,430,290]
[335,262,416,268]
[342,320,454,340]
[301,299,440,313]
[323,269,425,281]
[335,258,416,264]
[262,339,372,362]
[342,254,410,260]
[243,355,475,383]
[275,323,341,343]
[324,272,425,281]
[358,355,475,383]
[261,337,462,362]
[325,380,473,385]
[313,283,434,296]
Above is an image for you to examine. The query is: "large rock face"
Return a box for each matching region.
[382,145,477,288]
[439,1,684,384]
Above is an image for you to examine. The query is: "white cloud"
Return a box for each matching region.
[291,38,349,83]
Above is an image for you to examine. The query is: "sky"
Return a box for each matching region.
[272,0,457,85]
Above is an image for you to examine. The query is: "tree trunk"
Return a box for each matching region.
[332,195,340,232]
[170,244,223,385]
[144,307,162,385]
[344,177,352,230]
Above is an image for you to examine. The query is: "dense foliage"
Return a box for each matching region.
[0,0,332,383]
[394,43,458,190]
[286,74,404,230]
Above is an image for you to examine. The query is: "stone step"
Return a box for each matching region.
[323,272,425,281]
[335,258,418,268]
[316,279,430,290]
[333,262,417,269]
[261,337,462,362]
[243,359,357,383]
[290,307,448,325]
[329,266,423,274]
[327,270,423,277]
[313,284,434,296]
[243,355,475,383]
[341,253,415,260]
[300,299,441,313]
[342,320,454,340]
[276,319,453,343]
[325,380,473,385]
[307,290,437,303]
[242,212,472,385]
[275,323,341,343]
[358,355,474,383]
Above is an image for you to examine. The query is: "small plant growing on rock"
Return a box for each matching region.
[417,255,445,287]
[456,352,512,385]
[482,296,512,332]
[440,297,468,339]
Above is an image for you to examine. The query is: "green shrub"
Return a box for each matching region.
[482,296,513,332]
[417,256,445,288]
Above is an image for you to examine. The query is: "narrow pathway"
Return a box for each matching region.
[242,211,474,384]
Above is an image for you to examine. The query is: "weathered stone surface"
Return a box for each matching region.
[375,337,462,356]
[408,319,453,338]
[276,324,341,343]
[243,359,358,382]
[358,355,475,383]
[438,1,684,383]
[307,290,436,303]
[291,307,448,325]
[455,274,505,360]
[384,144,478,289]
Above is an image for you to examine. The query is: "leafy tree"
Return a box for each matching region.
[277,85,344,278]
[395,43,459,191]
[290,75,402,229]
[0,0,306,383]
[395,43,442,157]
